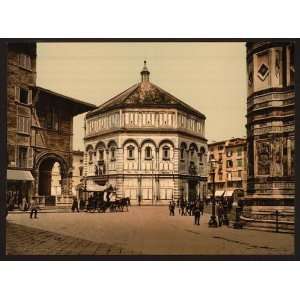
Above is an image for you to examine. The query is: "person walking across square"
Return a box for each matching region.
[29,198,39,219]
[216,203,224,227]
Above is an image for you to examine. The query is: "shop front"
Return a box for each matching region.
[6,169,34,210]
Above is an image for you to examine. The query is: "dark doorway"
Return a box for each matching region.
[38,156,67,206]
[188,180,198,202]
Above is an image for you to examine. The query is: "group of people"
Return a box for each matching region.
[168,197,232,227]
[6,195,39,219]
[169,199,205,225]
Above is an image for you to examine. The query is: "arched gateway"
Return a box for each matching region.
[33,153,72,206]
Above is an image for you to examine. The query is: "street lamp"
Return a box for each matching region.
[208,158,218,227]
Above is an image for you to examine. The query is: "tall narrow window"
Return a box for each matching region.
[18,146,27,168]
[127,145,134,160]
[180,148,184,160]
[111,147,116,161]
[18,53,32,70]
[99,149,104,161]
[145,146,152,160]
[163,146,170,160]
[46,107,59,130]
[89,151,93,163]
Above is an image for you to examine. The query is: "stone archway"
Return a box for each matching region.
[34,153,71,205]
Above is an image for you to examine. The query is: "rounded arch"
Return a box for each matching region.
[158,139,175,148]
[95,141,106,150]
[35,152,70,197]
[107,139,118,149]
[199,146,206,154]
[122,138,139,149]
[180,141,188,149]
[35,152,69,176]
[140,138,157,149]
[189,142,199,152]
[85,144,94,152]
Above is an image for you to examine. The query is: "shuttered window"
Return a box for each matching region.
[15,86,32,105]
[18,53,32,70]
[17,116,30,134]
[17,146,27,168]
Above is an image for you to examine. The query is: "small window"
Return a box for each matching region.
[218,145,224,151]
[180,148,185,160]
[17,116,30,134]
[79,167,83,177]
[218,174,222,181]
[226,160,233,168]
[127,145,134,160]
[99,149,104,161]
[238,170,242,178]
[163,146,170,160]
[46,107,59,130]
[111,148,116,161]
[145,146,152,160]
[18,146,27,168]
[237,159,243,167]
[18,53,32,70]
[226,150,232,157]
[89,151,93,163]
[237,147,243,157]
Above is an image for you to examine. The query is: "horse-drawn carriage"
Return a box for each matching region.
[76,181,130,213]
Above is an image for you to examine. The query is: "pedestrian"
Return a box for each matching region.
[29,198,39,219]
[169,201,175,216]
[216,203,224,227]
[180,199,185,216]
[71,197,79,213]
[138,196,141,206]
[22,196,28,212]
[193,202,201,225]
[199,200,204,215]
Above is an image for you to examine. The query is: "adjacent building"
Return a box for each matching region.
[208,138,247,199]
[245,41,295,206]
[83,62,208,205]
[6,43,96,208]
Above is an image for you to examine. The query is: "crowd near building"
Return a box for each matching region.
[83,62,208,205]
[208,138,247,201]
[6,43,95,209]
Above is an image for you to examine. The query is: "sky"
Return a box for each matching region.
[36,42,247,151]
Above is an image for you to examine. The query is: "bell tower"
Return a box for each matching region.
[245,42,295,207]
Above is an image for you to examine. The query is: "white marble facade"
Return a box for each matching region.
[83,62,208,205]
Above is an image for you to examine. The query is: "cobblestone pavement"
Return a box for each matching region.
[6,223,139,255]
[7,206,294,255]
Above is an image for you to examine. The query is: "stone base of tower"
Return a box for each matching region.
[243,194,294,208]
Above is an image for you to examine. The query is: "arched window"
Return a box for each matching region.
[180,148,185,160]
[88,151,93,163]
[145,146,152,160]
[199,147,206,163]
[162,145,170,160]
[111,147,116,161]
[98,149,104,161]
[127,145,134,160]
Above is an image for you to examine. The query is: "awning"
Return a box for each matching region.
[215,190,225,197]
[86,184,106,192]
[224,190,234,197]
[7,169,34,181]
[78,182,107,192]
